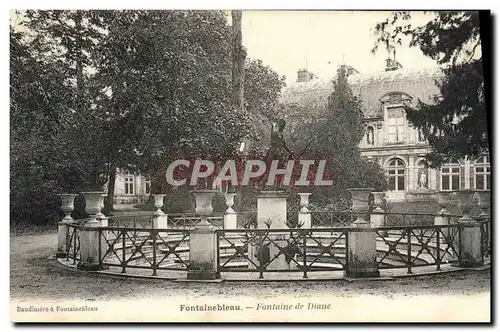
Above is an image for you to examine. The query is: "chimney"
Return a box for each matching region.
[297,69,316,83]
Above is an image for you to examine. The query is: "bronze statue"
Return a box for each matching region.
[262,119,293,190]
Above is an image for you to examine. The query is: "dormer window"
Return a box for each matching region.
[387,107,405,143]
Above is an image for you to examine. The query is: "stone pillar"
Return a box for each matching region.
[435,192,450,242]
[57,194,78,258]
[298,193,311,229]
[77,219,104,271]
[477,190,491,219]
[152,194,168,237]
[257,191,289,269]
[457,190,483,267]
[345,188,380,278]
[223,193,237,229]
[370,192,385,228]
[187,190,220,280]
[408,155,415,190]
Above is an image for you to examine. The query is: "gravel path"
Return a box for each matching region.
[10,232,491,302]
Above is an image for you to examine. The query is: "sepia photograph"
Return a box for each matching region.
[9,8,491,323]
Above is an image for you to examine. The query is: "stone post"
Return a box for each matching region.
[57,194,78,258]
[188,190,220,280]
[298,193,311,229]
[78,192,107,271]
[345,188,380,278]
[476,190,491,219]
[256,191,289,270]
[457,190,483,267]
[435,192,450,242]
[152,194,168,238]
[223,193,237,229]
[370,192,385,229]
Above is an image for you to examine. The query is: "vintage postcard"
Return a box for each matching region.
[9,9,491,323]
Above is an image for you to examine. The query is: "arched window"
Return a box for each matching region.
[475,156,490,190]
[441,164,461,191]
[124,171,135,195]
[366,126,374,145]
[387,158,405,191]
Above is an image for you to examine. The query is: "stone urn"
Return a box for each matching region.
[224,193,237,213]
[60,194,78,222]
[153,194,166,215]
[191,190,217,228]
[437,191,450,215]
[476,190,491,218]
[372,192,385,213]
[95,194,107,221]
[298,193,311,213]
[347,188,374,224]
[81,191,105,223]
[457,190,475,222]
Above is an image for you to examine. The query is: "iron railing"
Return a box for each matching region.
[62,213,489,278]
[216,228,349,279]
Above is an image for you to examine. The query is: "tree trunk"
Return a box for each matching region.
[232,11,246,211]
[231,10,246,112]
[105,161,116,212]
[74,10,84,114]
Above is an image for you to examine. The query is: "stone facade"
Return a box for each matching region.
[111,169,151,204]
[281,65,490,202]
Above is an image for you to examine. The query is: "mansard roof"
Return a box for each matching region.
[280,66,443,118]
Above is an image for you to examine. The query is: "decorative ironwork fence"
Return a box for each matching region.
[65,224,81,264]
[375,224,460,273]
[62,213,487,279]
[98,227,190,275]
[216,228,349,279]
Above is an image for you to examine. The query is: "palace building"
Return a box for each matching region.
[280,59,490,202]
[110,59,490,204]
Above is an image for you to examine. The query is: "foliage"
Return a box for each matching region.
[10,10,287,224]
[372,11,488,167]
[279,65,388,208]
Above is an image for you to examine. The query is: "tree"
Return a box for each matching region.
[280,66,387,208]
[372,11,489,167]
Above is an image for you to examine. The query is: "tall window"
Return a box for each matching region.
[387,107,405,143]
[387,158,405,191]
[441,164,461,191]
[125,172,134,195]
[475,156,490,190]
[144,176,151,195]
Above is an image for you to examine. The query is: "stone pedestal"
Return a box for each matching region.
[187,228,220,280]
[188,190,220,280]
[256,191,290,270]
[224,193,238,229]
[224,212,238,229]
[456,190,483,267]
[153,213,169,238]
[405,189,437,202]
[345,188,379,278]
[56,222,69,258]
[257,191,288,229]
[345,223,380,278]
[458,220,484,267]
[77,221,103,271]
[298,211,311,229]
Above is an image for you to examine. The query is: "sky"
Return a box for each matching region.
[233,11,440,84]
